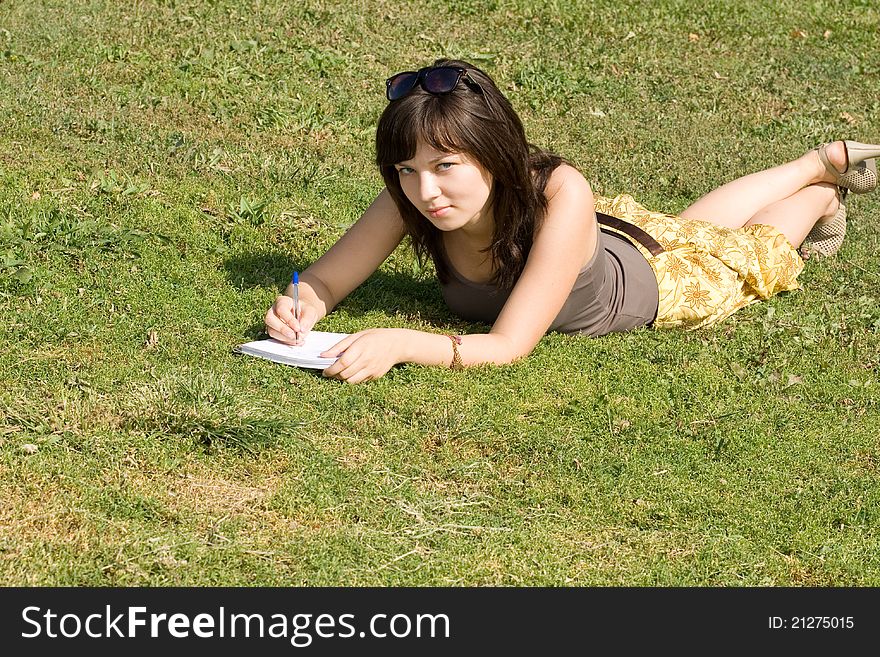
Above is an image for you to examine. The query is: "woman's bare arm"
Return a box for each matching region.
[265,188,406,343]
[425,164,598,366]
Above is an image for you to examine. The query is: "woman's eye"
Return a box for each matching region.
[437,162,454,171]
[397,166,414,175]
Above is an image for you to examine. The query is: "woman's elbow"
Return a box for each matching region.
[487,334,538,366]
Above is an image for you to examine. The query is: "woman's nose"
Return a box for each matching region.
[418,173,441,201]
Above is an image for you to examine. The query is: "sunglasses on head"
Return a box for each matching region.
[385,66,483,101]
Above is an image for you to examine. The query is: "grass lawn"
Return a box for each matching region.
[1,0,879,586]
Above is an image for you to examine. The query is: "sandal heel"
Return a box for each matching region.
[799,202,847,260]
[818,142,878,194]
[843,140,880,165]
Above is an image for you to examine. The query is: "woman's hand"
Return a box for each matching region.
[321,329,408,384]
[264,294,320,346]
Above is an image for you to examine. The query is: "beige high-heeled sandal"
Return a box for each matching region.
[817,141,880,194]
[799,200,846,260]
[800,141,880,259]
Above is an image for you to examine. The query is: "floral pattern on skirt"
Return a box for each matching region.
[595,194,805,329]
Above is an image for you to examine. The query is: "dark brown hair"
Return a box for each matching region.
[375,58,563,289]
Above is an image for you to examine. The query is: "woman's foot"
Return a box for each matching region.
[799,201,847,260]
[816,182,842,223]
[815,140,879,193]
[816,141,848,180]
[799,180,847,259]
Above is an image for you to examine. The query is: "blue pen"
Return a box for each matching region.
[291,271,300,342]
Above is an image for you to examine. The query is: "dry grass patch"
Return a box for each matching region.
[164,472,268,516]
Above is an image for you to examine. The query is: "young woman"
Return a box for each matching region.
[264,59,879,384]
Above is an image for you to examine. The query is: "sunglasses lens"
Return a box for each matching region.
[422,67,462,94]
[387,72,419,100]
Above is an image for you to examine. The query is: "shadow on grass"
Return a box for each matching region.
[225,250,455,335]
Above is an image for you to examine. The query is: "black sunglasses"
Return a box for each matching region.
[385,66,483,101]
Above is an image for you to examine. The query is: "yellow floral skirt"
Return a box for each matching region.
[595,194,805,329]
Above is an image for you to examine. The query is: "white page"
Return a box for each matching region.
[235,331,349,369]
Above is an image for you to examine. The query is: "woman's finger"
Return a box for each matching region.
[321,352,349,377]
[266,324,297,345]
[321,340,365,377]
[342,368,373,384]
[320,332,362,359]
[273,295,296,323]
[269,296,294,326]
[272,295,323,345]
[327,361,370,384]
[296,303,319,337]
[265,304,299,342]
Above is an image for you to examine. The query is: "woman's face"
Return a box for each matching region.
[394,141,494,235]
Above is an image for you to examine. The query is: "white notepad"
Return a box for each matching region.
[234,331,349,369]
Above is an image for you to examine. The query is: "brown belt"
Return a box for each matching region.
[596,212,665,257]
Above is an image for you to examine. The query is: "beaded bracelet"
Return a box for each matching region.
[446,334,464,370]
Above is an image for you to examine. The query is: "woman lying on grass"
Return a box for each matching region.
[264,58,879,383]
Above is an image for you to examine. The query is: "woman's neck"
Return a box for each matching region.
[455,208,495,246]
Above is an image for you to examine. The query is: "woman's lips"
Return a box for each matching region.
[427,206,450,218]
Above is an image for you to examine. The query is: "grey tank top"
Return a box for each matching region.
[440,230,659,337]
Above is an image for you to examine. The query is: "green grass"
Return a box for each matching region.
[1,0,879,585]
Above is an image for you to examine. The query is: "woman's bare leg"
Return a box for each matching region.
[680,141,847,228]
[744,182,840,248]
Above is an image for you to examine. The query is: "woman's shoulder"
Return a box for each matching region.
[544,163,594,205]
[544,162,592,200]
